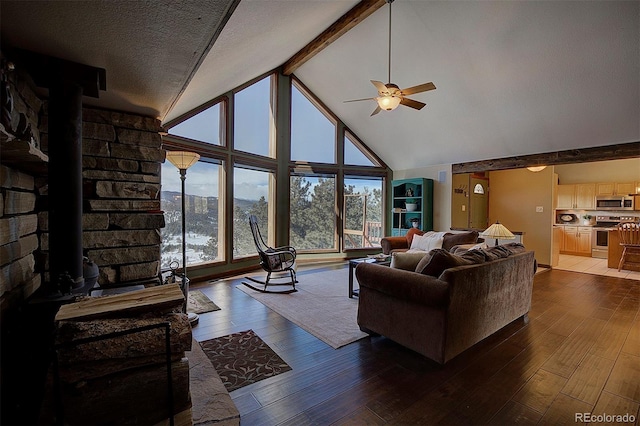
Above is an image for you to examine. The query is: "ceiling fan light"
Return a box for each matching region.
[376,95,401,111]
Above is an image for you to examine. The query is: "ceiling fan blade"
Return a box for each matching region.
[370,105,382,116]
[344,97,375,103]
[371,80,388,94]
[400,97,426,110]
[400,82,436,96]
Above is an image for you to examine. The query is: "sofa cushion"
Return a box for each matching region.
[502,242,527,255]
[391,251,430,271]
[442,231,479,251]
[409,231,446,252]
[419,249,475,277]
[481,244,512,261]
[405,228,424,247]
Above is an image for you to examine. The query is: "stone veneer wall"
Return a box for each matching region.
[1,60,166,322]
[39,106,166,288]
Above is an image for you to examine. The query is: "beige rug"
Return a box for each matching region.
[237,267,368,349]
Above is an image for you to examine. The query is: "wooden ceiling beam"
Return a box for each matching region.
[452,142,640,174]
[282,0,386,76]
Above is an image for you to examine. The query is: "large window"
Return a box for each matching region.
[234,76,273,157]
[290,174,336,251]
[161,159,223,269]
[291,82,336,163]
[343,177,383,249]
[233,166,273,258]
[168,103,223,145]
[344,131,377,166]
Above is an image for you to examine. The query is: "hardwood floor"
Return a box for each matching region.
[190,266,640,425]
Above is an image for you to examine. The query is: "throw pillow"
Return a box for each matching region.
[442,231,479,251]
[419,248,474,278]
[390,251,430,271]
[410,231,446,252]
[405,227,424,247]
[414,251,433,274]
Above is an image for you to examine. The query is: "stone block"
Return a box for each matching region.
[86,245,160,267]
[110,213,165,230]
[116,128,162,148]
[83,170,161,184]
[95,181,160,200]
[140,161,161,175]
[83,230,161,249]
[88,199,161,212]
[83,138,110,157]
[83,156,140,173]
[0,234,38,266]
[0,254,35,296]
[119,261,159,282]
[83,108,162,132]
[3,190,36,214]
[110,142,165,162]
[1,164,35,190]
[83,122,115,141]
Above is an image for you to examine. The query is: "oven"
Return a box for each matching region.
[591,227,612,259]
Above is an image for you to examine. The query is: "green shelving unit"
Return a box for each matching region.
[391,178,434,236]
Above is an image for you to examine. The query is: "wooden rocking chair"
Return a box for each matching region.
[242,215,298,293]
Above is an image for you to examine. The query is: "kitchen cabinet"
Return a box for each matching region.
[561,226,591,255]
[391,178,434,236]
[596,182,635,196]
[556,184,595,209]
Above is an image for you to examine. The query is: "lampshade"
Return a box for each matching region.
[376,95,401,111]
[166,151,200,170]
[526,165,546,172]
[481,221,515,240]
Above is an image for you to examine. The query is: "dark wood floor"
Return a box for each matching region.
[190,266,640,426]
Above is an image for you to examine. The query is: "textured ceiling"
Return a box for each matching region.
[1,0,638,170]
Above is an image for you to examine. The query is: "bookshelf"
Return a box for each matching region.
[391,178,434,236]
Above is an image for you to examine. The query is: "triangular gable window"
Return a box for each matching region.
[168,103,222,145]
[344,132,378,166]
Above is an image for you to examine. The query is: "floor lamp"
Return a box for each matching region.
[481,220,515,246]
[166,151,200,325]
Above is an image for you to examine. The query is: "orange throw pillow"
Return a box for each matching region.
[405,227,425,247]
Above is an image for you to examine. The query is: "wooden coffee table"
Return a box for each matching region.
[348,257,391,298]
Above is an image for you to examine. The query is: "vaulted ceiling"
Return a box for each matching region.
[1,0,638,171]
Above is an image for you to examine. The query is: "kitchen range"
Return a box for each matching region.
[591,215,638,258]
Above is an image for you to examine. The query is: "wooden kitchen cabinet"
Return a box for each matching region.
[561,226,591,255]
[557,184,595,209]
[596,182,635,196]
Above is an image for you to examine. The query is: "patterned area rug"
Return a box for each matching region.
[199,329,291,392]
[188,290,221,314]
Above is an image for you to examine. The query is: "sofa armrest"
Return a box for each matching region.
[380,236,409,254]
[355,263,449,307]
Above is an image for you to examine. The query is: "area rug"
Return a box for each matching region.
[188,290,221,314]
[237,267,368,349]
[199,329,291,392]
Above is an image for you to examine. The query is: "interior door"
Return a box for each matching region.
[469,176,488,229]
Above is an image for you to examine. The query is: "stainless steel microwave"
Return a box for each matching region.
[595,195,634,210]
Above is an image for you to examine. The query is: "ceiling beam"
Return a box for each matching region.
[452,142,640,174]
[282,0,386,76]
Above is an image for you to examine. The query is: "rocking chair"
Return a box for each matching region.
[242,215,298,293]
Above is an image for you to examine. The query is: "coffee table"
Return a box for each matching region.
[348,257,391,298]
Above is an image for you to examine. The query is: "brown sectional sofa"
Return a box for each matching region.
[356,243,536,364]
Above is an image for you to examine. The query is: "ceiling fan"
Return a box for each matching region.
[344,0,436,116]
